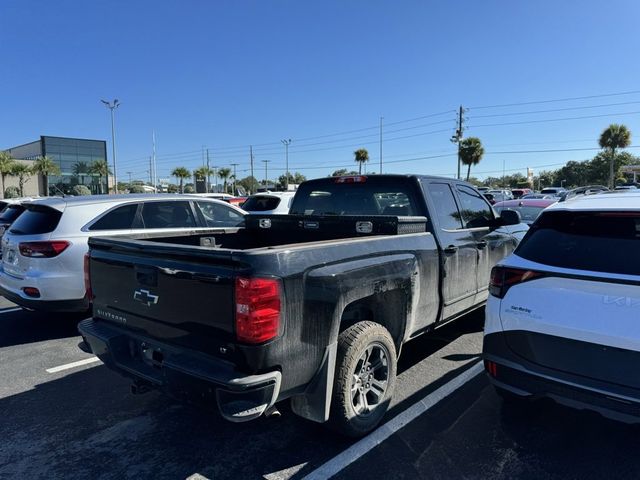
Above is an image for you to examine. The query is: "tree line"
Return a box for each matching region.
[346,123,634,189]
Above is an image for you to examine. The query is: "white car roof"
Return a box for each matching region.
[27,194,238,212]
[545,191,640,212]
[250,191,296,198]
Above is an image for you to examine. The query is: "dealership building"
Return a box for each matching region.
[5,136,108,195]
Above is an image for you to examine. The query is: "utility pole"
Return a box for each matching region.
[250,146,255,193]
[262,160,270,188]
[230,163,239,196]
[450,105,465,180]
[152,131,157,193]
[100,99,120,193]
[212,165,218,192]
[281,139,292,191]
[379,116,383,174]
[206,149,211,193]
[149,157,153,186]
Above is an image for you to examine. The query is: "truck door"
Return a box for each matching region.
[453,184,514,303]
[425,182,478,319]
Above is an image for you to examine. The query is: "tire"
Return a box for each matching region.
[328,321,397,437]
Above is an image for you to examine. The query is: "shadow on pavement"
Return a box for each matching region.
[0,309,486,479]
[0,308,87,348]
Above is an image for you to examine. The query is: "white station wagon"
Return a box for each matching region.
[0,194,245,312]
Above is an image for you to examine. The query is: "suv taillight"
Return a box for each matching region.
[235,277,281,344]
[19,241,70,258]
[489,266,544,299]
[84,253,93,300]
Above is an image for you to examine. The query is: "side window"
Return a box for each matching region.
[456,185,493,228]
[89,204,138,231]
[141,201,196,229]
[427,183,463,230]
[197,201,244,227]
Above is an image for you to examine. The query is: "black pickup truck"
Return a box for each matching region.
[79,174,524,436]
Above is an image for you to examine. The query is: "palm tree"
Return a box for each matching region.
[73,161,90,186]
[171,167,191,193]
[599,124,632,188]
[218,167,231,194]
[89,159,112,194]
[459,137,485,181]
[10,163,31,197]
[31,156,61,196]
[0,152,16,198]
[354,148,370,174]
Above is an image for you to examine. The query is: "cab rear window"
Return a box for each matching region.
[242,196,281,211]
[8,206,62,235]
[516,211,640,275]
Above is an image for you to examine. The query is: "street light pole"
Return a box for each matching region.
[230,163,239,196]
[262,160,270,188]
[281,139,291,191]
[101,99,120,193]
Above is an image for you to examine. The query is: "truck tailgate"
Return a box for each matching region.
[88,237,239,356]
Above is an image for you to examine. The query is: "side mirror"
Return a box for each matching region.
[499,209,521,226]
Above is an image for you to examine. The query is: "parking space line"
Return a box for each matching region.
[302,361,484,480]
[0,307,22,314]
[46,357,101,374]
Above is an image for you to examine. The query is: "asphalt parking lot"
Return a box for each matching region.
[1,299,639,480]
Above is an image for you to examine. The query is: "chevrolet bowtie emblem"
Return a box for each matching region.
[133,289,159,306]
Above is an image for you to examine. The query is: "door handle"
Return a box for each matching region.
[444,245,458,254]
[476,240,488,249]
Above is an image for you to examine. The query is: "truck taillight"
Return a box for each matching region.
[19,241,70,258]
[334,175,367,184]
[489,266,544,299]
[84,253,93,300]
[235,277,281,344]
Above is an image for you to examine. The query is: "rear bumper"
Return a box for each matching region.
[483,332,640,423]
[0,283,90,312]
[78,318,281,422]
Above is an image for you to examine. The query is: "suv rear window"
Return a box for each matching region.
[0,205,26,223]
[8,206,62,235]
[516,211,640,275]
[242,196,281,211]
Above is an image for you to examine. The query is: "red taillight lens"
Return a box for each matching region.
[489,266,544,299]
[19,241,70,258]
[22,287,40,298]
[84,253,93,300]
[484,360,498,377]
[235,277,281,344]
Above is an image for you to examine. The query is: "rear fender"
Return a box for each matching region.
[291,253,419,423]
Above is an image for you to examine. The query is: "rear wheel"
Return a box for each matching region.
[328,321,397,437]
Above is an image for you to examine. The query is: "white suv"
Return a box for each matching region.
[483,191,640,422]
[0,194,245,312]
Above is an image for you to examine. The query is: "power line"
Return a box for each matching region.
[469,89,640,110]
[467,100,640,119]
[468,110,640,129]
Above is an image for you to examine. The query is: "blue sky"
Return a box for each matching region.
[2,0,640,184]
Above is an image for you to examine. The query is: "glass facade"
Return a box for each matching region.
[42,136,108,195]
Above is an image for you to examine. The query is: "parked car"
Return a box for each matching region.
[483,191,640,423]
[0,194,245,312]
[614,185,638,191]
[558,185,609,202]
[0,196,41,212]
[242,192,296,215]
[477,187,490,194]
[79,174,526,437]
[483,192,509,205]
[521,193,556,200]
[488,189,513,200]
[540,187,567,197]
[492,198,556,225]
[511,188,532,199]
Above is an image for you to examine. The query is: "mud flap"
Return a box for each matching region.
[290,342,337,423]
